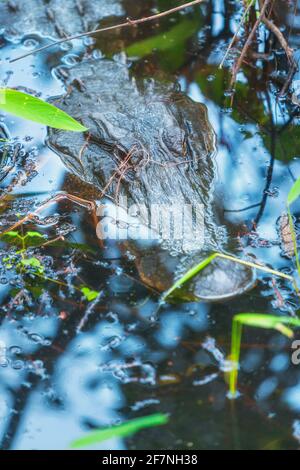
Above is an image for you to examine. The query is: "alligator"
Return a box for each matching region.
[48,59,255,301]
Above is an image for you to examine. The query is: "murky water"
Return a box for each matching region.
[0,0,300,450]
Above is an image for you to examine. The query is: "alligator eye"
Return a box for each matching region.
[162,127,187,157]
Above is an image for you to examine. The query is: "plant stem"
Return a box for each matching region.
[229,319,242,396]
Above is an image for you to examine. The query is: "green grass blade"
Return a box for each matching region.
[229,318,242,396]
[229,314,300,397]
[70,413,169,449]
[161,253,217,301]
[287,207,300,275]
[0,89,87,131]
[233,313,300,330]
[287,177,300,206]
[161,252,294,302]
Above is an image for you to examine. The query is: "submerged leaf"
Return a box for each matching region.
[126,19,199,58]
[70,413,169,449]
[0,89,87,131]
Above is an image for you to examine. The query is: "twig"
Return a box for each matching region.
[262,16,294,63]
[219,0,255,69]
[10,0,205,63]
[0,193,96,234]
[230,0,272,89]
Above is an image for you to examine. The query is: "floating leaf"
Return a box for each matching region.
[81,286,100,302]
[287,177,300,206]
[0,88,87,131]
[70,413,169,449]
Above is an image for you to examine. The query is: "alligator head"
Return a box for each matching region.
[47,59,255,301]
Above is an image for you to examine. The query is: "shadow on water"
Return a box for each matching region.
[0,0,300,450]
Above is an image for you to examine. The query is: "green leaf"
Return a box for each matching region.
[1,231,19,238]
[287,177,300,206]
[81,286,100,302]
[20,257,44,274]
[70,413,169,449]
[233,313,300,331]
[161,253,217,301]
[0,89,87,132]
[25,231,46,239]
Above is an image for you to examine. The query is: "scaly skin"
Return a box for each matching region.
[48,59,255,301]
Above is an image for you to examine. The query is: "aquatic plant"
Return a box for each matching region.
[229,313,300,397]
[162,252,294,302]
[287,177,300,275]
[0,230,100,302]
[70,413,169,449]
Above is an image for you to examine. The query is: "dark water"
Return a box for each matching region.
[0,0,300,450]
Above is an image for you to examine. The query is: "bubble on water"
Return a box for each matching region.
[29,333,43,344]
[28,333,52,346]
[207,74,215,82]
[23,38,39,49]
[92,49,103,60]
[9,346,22,355]
[60,42,72,52]
[62,54,80,66]
[83,37,95,46]
[101,360,156,385]
[12,360,24,370]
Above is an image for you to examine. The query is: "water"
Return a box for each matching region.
[0,0,300,450]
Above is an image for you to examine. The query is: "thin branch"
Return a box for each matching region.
[230,0,272,89]
[219,0,255,69]
[262,16,294,63]
[10,0,205,63]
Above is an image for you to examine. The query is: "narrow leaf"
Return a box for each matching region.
[287,177,300,205]
[0,89,87,132]
[161,253,217,301]
[70,413,169,449]
[229,313,300,397]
